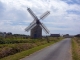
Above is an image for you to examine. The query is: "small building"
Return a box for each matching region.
[5,32,12,38]
[50,34,60,37]
[0,32,3,37]
[74,34,80,37]
[0,32,6,37]
[63,34,70,38]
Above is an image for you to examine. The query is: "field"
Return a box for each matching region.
[0,36,63,60]
[72,37,80,60]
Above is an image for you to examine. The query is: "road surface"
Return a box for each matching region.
[21,38,72,60]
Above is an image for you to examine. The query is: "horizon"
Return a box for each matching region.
[0,31,78,36]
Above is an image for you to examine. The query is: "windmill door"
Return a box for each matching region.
[34,33,37,38]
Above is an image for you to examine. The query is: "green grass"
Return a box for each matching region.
[0,42,54,60]
[72,38,80,60]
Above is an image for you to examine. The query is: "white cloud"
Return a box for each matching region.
[0,0,80,35]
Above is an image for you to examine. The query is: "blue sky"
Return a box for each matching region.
[0,0,80,35]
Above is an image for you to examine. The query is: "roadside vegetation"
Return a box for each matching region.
[72,37,80,60]
[0,36,63,60]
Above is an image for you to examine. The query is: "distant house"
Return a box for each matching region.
[74,34,80,37]
[0,32,3,37]
[0,32,6,37]
[5,32,12,38]
[50,34,60,37]
[6,32,12,35]
[63,34,70,38]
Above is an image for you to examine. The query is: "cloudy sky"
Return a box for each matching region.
[0,0,80,35]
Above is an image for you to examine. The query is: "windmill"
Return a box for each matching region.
[25,7,50,38]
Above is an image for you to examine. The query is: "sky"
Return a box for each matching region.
[0,0,80,35]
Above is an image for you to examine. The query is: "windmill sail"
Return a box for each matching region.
[25,22,36,31]
[41,23,49,32]
[30,19,36,25]
[40,23,49,34]
[27,8,38,20]
[40,11,50,20]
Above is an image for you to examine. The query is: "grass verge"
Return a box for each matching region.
[0,42,55,60]
[72,38,80,60]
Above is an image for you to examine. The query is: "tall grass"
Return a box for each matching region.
[72,37,80,60]
[0,42,54,60]
[0,37,63,59]
[0,37,63,60]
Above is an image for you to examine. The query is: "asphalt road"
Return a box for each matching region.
[21,38,72,60]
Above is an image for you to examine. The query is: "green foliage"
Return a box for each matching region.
[0,37,5,44]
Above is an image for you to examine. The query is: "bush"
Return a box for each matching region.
[0,37,5,44]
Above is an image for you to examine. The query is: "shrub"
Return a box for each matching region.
[0,37,5,44]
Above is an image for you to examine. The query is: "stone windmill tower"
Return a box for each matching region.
[25,7,50,38]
